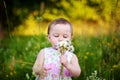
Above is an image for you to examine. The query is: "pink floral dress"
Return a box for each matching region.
[39,47,73,80]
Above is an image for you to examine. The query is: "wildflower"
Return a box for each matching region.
[87,70,106,80]
[84,56,88,60]
[26,73,30,80]
[86,52,90,55]
[56,40,74,54]
[112,65,118,69]
[56,40,74,76]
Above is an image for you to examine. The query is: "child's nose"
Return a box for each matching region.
[58,37,63,41]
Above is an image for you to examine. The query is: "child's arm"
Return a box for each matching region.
[32,49,45,75]
[61,54,81,77]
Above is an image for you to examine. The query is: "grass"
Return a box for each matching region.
[1,14,120,79]
[0,33,120,80]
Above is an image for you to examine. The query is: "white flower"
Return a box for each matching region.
[56,40,74,53]
[56,40,74,76]
[68,45,74,52]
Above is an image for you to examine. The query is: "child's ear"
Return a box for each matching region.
[70,35,73,41]
[47,35,51,42]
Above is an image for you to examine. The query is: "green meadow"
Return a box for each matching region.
[0,31,120,80]
[0,0,120,80]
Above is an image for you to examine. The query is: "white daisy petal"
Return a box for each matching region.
[56,40,74,53]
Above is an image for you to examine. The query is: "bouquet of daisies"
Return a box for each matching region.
[56,40,74,76]
[57,40,74,54]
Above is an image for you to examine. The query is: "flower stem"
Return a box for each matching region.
[60,65,63,75]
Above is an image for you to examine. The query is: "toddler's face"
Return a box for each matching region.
[48,24,72,49]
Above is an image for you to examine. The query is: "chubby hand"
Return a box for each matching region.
[38,66,51,79]
[60,54,68,67]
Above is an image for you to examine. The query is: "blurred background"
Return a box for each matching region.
[0,0,120,80]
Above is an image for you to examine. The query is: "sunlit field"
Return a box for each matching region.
[0,14,120,80]
[11,14,117,36]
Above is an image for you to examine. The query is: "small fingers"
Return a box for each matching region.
[39,68,46,78]
[39,66,51,78]
[44,66,51,71]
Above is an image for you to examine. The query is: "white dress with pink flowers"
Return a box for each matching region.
[39,47,73,80]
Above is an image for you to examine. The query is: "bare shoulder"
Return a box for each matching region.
[71,53,79,63]
[72,53,78,59]
[33,48,46,71]
[39,48,45,53]
[37,48,46,57]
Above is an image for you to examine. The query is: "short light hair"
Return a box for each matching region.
[47,18,73,35]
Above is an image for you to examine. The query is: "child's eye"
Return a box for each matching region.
[53,34,59,37]
[63,34,68,38]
